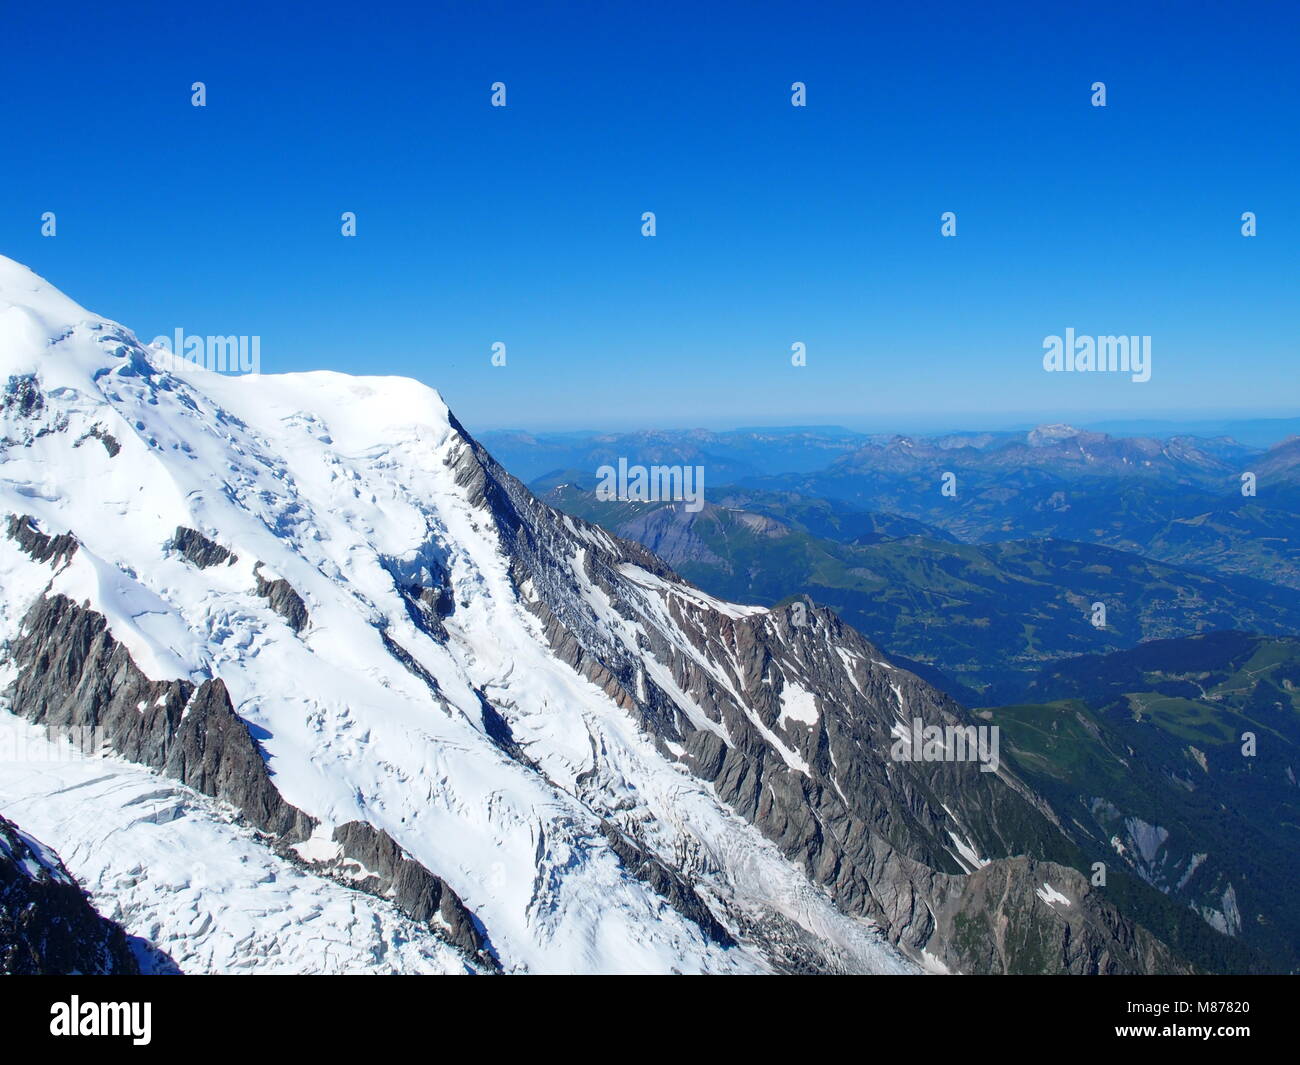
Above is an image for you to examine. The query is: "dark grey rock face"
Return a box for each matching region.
[7,513,78,568]
[475,688,529,764]
[383,551,455,641]
[379,630,447,700]
[74,424,121,456]
[932,857,1188,975]
[0,815,140,975]
[168,525,237,568]
[599,821,734,946]
[254,563,310,633]
[320,822,494,966]
[2,373,43,417]
[168,678,318,841]
[6,592,315,843]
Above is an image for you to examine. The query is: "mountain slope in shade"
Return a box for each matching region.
[983,631,1300,972]
[0,813,144,974]
[0,256,1236,973]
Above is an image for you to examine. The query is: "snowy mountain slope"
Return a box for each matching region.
[0,256,916,974]
[0,714,472,974]
[0,256,1207,973]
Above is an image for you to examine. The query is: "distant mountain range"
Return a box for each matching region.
[1085,416,1300,448]
[482,421,1300,487]
[479,426,875,485]
[521,422,1300,595]
[542,486,1300,702]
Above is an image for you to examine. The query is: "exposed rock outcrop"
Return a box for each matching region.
[933,857,1190,975]
[74,423,121,456]
[254,563,310,633]
[2,373,43,417]
[168,525,237,568]
[7,513,78,568]
[599,821,734,946]
[317,822,494,966]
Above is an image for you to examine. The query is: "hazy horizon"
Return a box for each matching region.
[469,408,1300,446]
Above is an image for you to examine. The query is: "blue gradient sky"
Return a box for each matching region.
[2,0,1297,432]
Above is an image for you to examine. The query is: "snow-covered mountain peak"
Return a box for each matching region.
[0,258,892,973]
[1027,423,1084,446]
[0,255,133,391]
[0,253,93,329]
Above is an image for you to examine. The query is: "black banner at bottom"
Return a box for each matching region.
[0,973,1283,1053]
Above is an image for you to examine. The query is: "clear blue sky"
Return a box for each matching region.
[2,0,1297,432]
